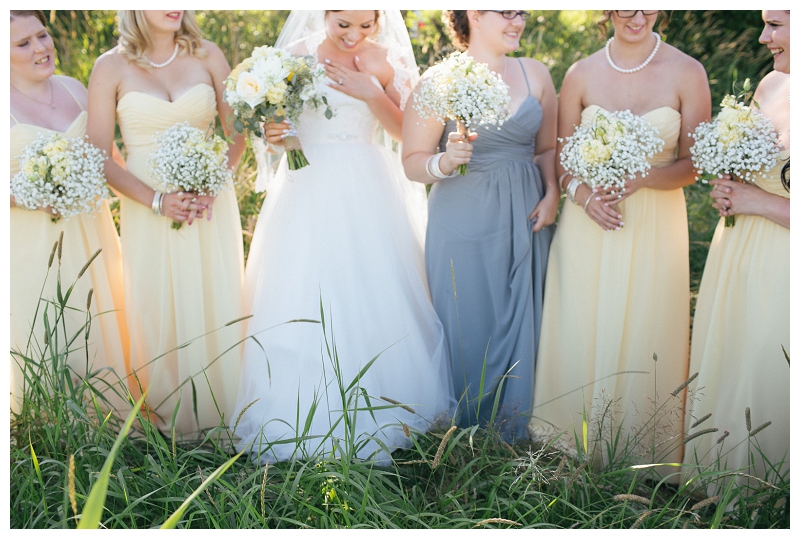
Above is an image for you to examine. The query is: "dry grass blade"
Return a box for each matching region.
[68,454,77,517]
[613,494,651,505]
[77,248,101,279]
[748,421,771,437]
[472,518,521,528]
[232,398,259,435]
[682,428,718,444]
[379,396,416,414]
[671,372,698,396]
[691,496,719,511]
[691,413,712,428]
[631,510,653,529]
[260,461,269,520]
[432,426,457,470]
[501,439,519,459]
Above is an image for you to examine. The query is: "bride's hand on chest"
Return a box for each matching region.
[323,56,385,102]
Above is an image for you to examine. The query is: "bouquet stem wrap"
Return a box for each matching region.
[456,120,470,176]
[283,134,308,170]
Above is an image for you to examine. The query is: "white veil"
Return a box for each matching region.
[253,10,420,192]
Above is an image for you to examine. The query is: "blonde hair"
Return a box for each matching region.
[117,10,207,69]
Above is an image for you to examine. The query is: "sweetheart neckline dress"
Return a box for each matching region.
[530,105,689,469]
[116,83,245,436]
[10,110,130,414]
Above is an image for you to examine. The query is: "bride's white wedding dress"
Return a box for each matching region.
[231,77,455,463]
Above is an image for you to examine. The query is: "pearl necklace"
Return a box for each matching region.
[147,43,179,69]
[605,32,661,74]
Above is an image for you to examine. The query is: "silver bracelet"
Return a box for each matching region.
[151,192,163,216]
[583,191,593,212]
[566,178,582,205]
[425,152,457,180]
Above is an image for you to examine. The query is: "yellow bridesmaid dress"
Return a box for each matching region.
[530,106,689,468]
[683,150,790,490]
[10,82,130,414]
[116,83,244,436]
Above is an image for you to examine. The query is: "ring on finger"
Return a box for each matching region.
[338,77,343,85]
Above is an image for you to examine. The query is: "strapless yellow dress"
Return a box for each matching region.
[10,111,130,414]
[683,150,790,490]
[116,84,244,435]
[531,106,690,468]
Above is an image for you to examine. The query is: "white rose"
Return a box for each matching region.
[235,71,268,109]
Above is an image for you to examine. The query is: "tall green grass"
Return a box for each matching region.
[9,242,788,528]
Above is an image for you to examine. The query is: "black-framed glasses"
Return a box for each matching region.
[615,10,658,18]
[489,10,530,21]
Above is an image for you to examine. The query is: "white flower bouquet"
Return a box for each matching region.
[559,109,664,193]
[11,132,108,222]
[689,89,780,226]
[224,45,332,170]
[413,51,511,175]
[148,122,233,230]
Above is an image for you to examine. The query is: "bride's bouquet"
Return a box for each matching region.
[413,51,511,175]
[148,122,233,230]
[11,132,108,222]
[689,86,780,226]
[225,45,332,170]
[559,109,664,193]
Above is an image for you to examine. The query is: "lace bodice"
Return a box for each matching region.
[295,77,381,146]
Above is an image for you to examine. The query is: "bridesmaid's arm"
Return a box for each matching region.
[203,40,246,170]
[401,77,476,184]
[86,51,195,223]
[529,59,559,232]
[710,177,790,229]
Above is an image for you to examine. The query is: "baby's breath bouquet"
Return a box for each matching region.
[559,109,664,193]
[148,122,233,230]
[413,51,511,175]
[225,45,332,170]
[689,81,780,226]
[11,132,108,222]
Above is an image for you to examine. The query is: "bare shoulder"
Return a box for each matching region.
[563,50,602,85]
[200,39,225,60]
[91,46,127,84]
[755,70,787,97]
[54,75,87,95]
[662,42,707,79]
[361,39,390,67]
[517,56,552,80]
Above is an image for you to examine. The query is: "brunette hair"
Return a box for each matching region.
[325,10,382,38]
[597,10,669,36]
[442,10,470,49]
[10,10,47,27]
[117,10,206,70]
[781,159,790,192]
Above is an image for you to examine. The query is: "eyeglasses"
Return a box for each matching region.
[615,10,658,18]
[489,10,530,21]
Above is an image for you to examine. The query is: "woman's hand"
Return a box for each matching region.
[262,119,293,148]
[595,174,644,207]
[191,195,215,224]
[579,184,624,231]
[323,56,383,102]
[161,192,205,224]
[528,190,559,232]
[439,130,478,176]
[709,176,768,217]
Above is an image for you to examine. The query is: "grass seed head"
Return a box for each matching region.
[691,496,719,511]
[682,427,718,444]
[57,231,64,264]
[613,493,651,505]
[432,425,457,469]
[745,407,752,431]
[691,413,712,429]
[716,430,730,444]
[68,454,77,517]
[48,240,58,268]
[748,421,771,437]
[671,372,698,397]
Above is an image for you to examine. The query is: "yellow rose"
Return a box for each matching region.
[229,57,255,84]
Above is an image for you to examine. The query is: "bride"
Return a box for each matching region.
[231,10,454,464]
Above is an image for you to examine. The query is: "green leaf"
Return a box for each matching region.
[234,118,244,133]
[160,451,243,529]
[77,392,147,529]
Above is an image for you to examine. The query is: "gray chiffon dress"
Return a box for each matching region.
[426,67,554,441]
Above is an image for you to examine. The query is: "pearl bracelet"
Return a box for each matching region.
[151,192,163,216]
[425,153,457,180]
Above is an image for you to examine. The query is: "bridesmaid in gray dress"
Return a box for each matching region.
[402,10,559,441]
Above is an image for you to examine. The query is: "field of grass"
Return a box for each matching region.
[10,10,787,529]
